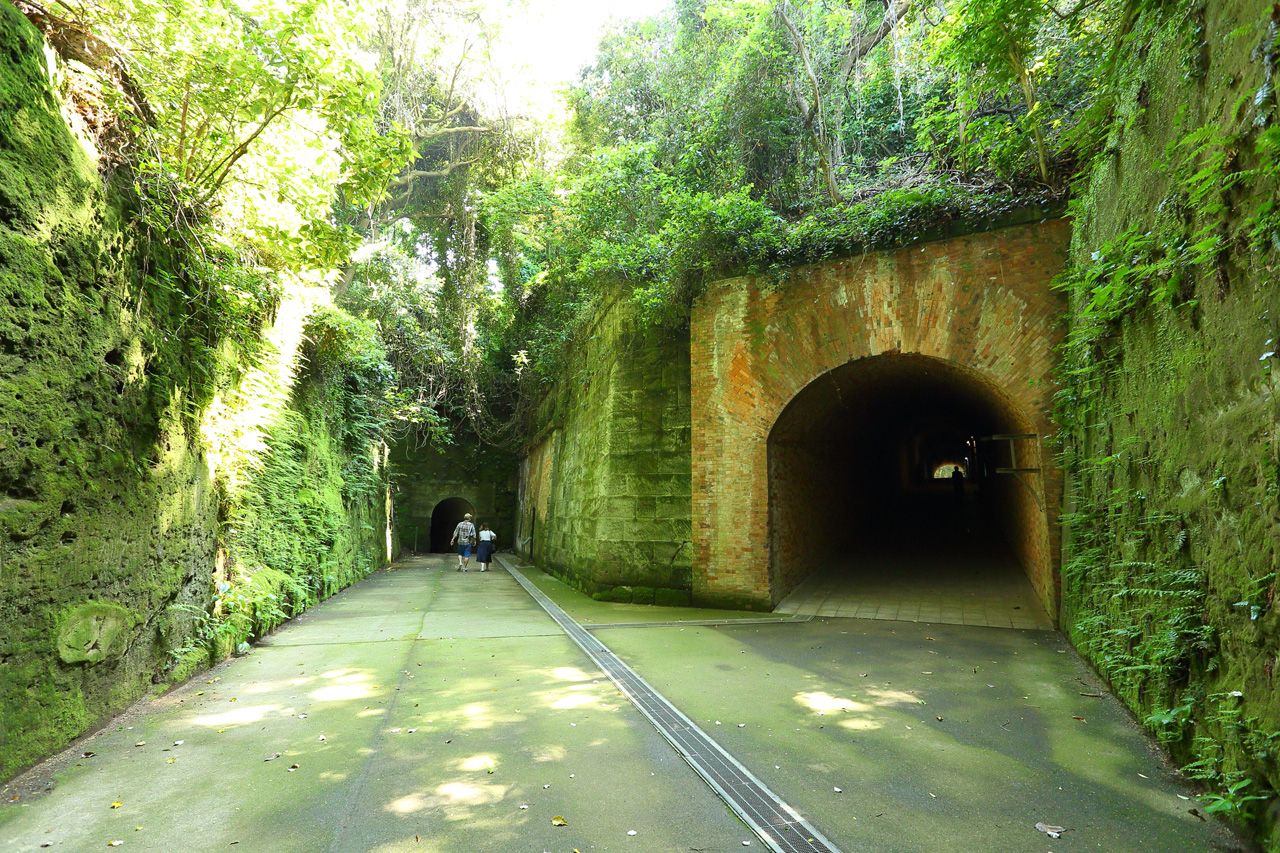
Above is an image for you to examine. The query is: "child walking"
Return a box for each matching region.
[476,523,497,572]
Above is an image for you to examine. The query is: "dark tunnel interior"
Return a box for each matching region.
[429,497,476,552]
[767,353,1044,605]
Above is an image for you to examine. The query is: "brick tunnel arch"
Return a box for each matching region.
[689,221,1068,619]
[766,353,1052,619]
[429,497,475,552]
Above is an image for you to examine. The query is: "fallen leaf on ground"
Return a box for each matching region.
[108,842,123,847]
[173,741,183,746]
[833,787,842,793]
[264,753,282,762]
[110,801,123,809]
[82,751,96,758]
[287,764,299,772]
[627,830,637,836]
[1034,822,1066,839]
[551,816,568,826]
[518,804,529,810]
[1072,716,1087,722]
[133,742,145,748]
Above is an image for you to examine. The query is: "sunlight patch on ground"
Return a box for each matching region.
[456,753,498,772]
[864,687,926,707]
[795,691,871,715]
[309,669,376,702]
[530,745,566,763]
[191,703,281,728]
[546,683,610,711]
[549,666,594,682]
[239,675,313,695]
[795,690,890,731]
[385,781,510,816]
[838,717,885,731]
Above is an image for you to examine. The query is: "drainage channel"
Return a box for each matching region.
[498,557,842,853]
[584,615,814,630]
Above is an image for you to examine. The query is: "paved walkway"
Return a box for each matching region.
[775,551,1049,629]
[2,556,1241,852]
[0,559,748,851]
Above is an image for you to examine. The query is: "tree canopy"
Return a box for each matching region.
[26,0,1128,442]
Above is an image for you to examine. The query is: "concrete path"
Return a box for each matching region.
[0,557,749,852]
[3,555,1243,852]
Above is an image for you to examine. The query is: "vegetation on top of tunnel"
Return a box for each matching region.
[482,0,1107,387]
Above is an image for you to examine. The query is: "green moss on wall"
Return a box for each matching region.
[0,8,390,780]
[516,291,693,602]
[1058,0,1280,840]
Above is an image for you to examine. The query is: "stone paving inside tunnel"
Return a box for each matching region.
[2,555,1244,852]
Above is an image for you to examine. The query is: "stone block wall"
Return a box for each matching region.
[390,439,516,554]
[515,293,693,602]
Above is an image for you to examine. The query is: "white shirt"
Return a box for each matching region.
[479,529,497,542]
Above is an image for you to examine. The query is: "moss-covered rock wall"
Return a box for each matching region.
[1058,0,1280,838]
[516,293,693,605]
[0,7,389,779]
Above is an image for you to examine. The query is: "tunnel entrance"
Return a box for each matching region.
[429,497,475,552]
[769,353,1051,628]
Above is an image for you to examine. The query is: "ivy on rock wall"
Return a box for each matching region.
[1056,0,1280,837]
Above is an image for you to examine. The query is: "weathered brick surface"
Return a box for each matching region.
[691,220,1070,614]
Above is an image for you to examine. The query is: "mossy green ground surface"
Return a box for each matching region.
[2,555,1241,851]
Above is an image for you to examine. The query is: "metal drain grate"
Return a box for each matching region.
[583,615,814,630]
[500,559,841,853]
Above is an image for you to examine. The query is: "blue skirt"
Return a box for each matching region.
[476,540,495,563]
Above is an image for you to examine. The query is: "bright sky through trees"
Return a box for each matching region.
[479,0,670,121]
